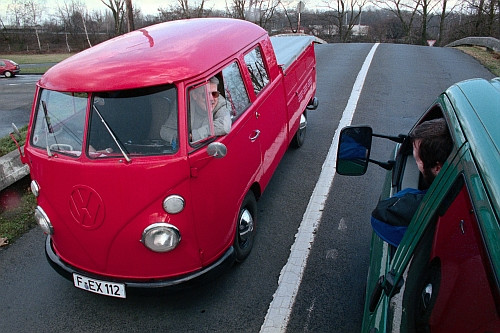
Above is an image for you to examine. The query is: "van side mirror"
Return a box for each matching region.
[336,126,372,176]
[207,142,227,159]
[10,122,27,163]
[11,123,22,141]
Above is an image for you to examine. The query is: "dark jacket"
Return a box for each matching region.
[370,188,427,247]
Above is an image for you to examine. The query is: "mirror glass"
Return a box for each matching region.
[337,126,372,176]
[207,142,227,159]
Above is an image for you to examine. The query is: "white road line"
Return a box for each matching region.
[260,43,380,333]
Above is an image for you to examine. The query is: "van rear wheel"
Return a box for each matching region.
[234,192,257,262]
[291,112,307,148]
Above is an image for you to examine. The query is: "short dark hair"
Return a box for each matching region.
[409,118,453,170]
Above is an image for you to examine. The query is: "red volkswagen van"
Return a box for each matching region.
[18,18,318,297]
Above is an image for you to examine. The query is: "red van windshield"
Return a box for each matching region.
[31,85,178,158]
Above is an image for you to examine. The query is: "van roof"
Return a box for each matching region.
[39,18,267,92]
[447,77,500,216]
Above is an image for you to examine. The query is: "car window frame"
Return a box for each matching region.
[392,103,452,192]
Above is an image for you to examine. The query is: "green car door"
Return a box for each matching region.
[338,78,500,332]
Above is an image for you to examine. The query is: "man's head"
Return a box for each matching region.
[208,76,220,109]
[410,118,453,185]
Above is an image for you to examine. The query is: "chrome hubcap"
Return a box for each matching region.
[299,113,307,130]
[238,209,254,245]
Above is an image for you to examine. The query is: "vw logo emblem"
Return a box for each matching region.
[69,185,105,229]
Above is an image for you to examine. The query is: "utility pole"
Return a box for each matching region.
[297,1,305,33]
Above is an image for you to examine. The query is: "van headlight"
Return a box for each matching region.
[34,206,53,235]
[141,223,181,253]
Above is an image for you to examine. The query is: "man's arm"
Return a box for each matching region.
[213,96,231,136]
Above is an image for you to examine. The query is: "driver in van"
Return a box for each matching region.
[188,76,231,142]
[371,118,453,247]
[160,76,231,144]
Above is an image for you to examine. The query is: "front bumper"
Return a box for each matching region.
[45,236,235,292]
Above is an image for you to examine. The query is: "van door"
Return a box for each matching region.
[243,45,288,189]
[188,62,261,266]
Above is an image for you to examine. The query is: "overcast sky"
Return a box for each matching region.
[1,0,326,21]
[0,0,232,20]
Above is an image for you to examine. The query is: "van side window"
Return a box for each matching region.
[244,46,269,95]
[222,62,250,120]
[189,85,213,143]
[389,176,498,331]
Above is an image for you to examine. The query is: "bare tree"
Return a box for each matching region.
[375,0,421,43]
[57,1,88,51]
[227,0,281,28]
[179,0,208,18]
[0,17,9,45]
[229,0,247,19]
[418,0,439,44]
[101,0,125,35]
[470,0,499,35]
[253,0,281,28]
[125,0,134,31]
[6,0,24,27]
[9,0,46,50]
[82,11,92,47]
[437,0,456,45]
[323,0,369,42]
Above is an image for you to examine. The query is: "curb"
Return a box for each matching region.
[0,147,29,192]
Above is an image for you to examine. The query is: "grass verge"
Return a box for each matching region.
[0,126,28,158]
[0,127,32,246]
[0,177,36,247]
[456,46,500,76]
[0,53,73,63]
[0,53,73,74]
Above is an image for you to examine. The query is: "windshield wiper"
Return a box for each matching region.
[92,105,131,163]
[41,100,54,157]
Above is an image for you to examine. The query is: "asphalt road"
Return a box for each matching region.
[0,44,494,333]
[0,74,39,137]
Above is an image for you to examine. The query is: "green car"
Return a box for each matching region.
[337,77,500,332]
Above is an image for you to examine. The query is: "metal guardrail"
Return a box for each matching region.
[446,36,500,52]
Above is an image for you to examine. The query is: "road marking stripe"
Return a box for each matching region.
[260,43,380,333]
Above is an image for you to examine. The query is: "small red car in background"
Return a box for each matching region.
[0,59,20,78]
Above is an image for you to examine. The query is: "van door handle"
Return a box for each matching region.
[250,130,260,142]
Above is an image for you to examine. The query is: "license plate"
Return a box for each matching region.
[73,273,126,298]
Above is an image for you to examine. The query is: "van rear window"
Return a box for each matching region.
[244,46,270,95]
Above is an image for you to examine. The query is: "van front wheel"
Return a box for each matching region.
[234,192,257,262]
[291,112,307,148]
